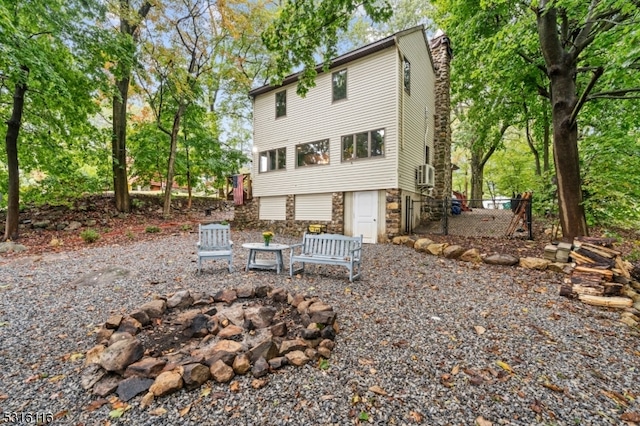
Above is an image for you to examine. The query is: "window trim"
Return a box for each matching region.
[341,128,386,162]
[275,90,286,118]
[332,69,347,102]
[295,139,330,168]
[259,147,286,173]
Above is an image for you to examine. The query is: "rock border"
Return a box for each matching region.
[81,286,337,407]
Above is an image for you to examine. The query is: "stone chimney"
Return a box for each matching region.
[429,31,452,201]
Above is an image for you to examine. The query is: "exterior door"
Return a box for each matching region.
[354,191,378,244]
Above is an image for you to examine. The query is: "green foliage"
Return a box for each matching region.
[144,225,160,233]
[358,411,370,421]
[180,224,192,231]
[262,0,393,96]
[80,229,100,243]
[318,358,330,370]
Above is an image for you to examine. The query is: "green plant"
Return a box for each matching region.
[80,229,100,243]
[131,198,144,209]
[318,358,330,370]
[125,230,135,239]
[180,224,192,231]
[358,411,370,421]
[145,225,161,233]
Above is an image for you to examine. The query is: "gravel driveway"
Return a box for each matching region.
[1,230,638,425]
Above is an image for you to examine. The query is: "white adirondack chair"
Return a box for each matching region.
[197,223,233,273]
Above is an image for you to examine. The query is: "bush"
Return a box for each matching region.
[145,225,161,233]
[80,229,100,243]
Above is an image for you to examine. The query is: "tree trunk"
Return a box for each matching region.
[469,152,484,208]
[549,65,587,239]
[537,1,588,239]
[162,105,187,217]
[112,77,131,213]
[3,66,28,241]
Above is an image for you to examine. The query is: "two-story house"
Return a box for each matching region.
[242,25,452,243]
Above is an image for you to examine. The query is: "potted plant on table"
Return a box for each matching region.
[262,231,274,246]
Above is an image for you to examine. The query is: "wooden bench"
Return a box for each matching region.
[289,233,363,282]
[197,223,233,273]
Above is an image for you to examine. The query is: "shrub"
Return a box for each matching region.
[145,225,161,233]
[80,229,100,243]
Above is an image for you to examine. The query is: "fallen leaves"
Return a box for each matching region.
[179,404,191,417]
[495,361,514,374]
[474,325,486,335]
[368,385,387,396]
[409,410,424,423]
[621,412,640,422]
[476,416,492,426]
[542,382,565,393]
[601,389,629,407]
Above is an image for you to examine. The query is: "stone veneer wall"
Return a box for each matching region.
[385,189,401,240]
[233,193,344,237]
[429,34,453,202]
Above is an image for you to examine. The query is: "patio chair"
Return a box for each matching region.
[197,223,233,273]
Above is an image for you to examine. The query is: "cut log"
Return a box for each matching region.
[573,248,615,267]
[572,284,604,297]
[573,237,618,249]
[614,257,631,279]
[574,241,620,258]
[602,282,623,296]
[570,251,595,265]
[559,284,577,298]
[573,266,613,281]
[578,295,633,308]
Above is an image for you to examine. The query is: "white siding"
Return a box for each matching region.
[295,193,332,221]
[397,30,436,193]
[252,47,399,197]
[259,196,286,220]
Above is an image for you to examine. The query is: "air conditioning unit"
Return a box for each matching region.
[416,164,435,187]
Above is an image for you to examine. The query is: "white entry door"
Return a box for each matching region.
[353,191,378,244]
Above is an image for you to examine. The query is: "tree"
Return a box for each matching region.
[431,0,640,239]
[262,0,392,95]
[0,1,106,240]
[110,0,153,213]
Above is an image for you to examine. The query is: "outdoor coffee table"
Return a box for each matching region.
[242,242,289,274]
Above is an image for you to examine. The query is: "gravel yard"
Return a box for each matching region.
[1,230,639,425]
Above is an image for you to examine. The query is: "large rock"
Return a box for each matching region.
[244,306,277,329]
[213,289,237,305]
[391,236,412,245]
[182,363,211,390]
[413,238,434,252]
[308,302,332,314]
[166,290,194,309]
[279,339,308,355]
[285,350,310,367]
[443,245,466,259]
[217,324,243,340]
[459,248,482,263]
[232,353,251,375]
[149,368,184,397]
[519,257,551,270]
[92,374,121,397]
[249,339,279,363]
[124,357,166,378]
[140,299,166,319]
[482,253,519,266]
[99,339,144,372]
[251,357,269,378]
[81,364,106,390]
[218,305,245,327]
[117,376,154,402]
[210,360,235,383]
[426,243,448,256]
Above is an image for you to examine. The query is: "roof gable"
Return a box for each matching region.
[249,25,431,98]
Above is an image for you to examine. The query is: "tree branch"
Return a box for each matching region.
[570,66,603,125]
[517,51,547,74]
[587,87,640,99]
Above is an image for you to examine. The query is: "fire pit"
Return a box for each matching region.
[80,286,338,403]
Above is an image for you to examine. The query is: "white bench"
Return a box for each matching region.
[289,233,363,282]
[197,223,233,273]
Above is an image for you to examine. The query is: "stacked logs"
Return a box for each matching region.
[560,237,638,312]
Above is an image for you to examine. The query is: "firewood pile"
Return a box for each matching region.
[557,237,640,328]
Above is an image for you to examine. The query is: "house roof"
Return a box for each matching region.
[249,25,431,98]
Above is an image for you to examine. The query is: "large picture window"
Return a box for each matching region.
[332,69,347,102]
[296,139,330,167]
[259,148,286,172]
[275,90,286,118]
[341,129,385,161]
